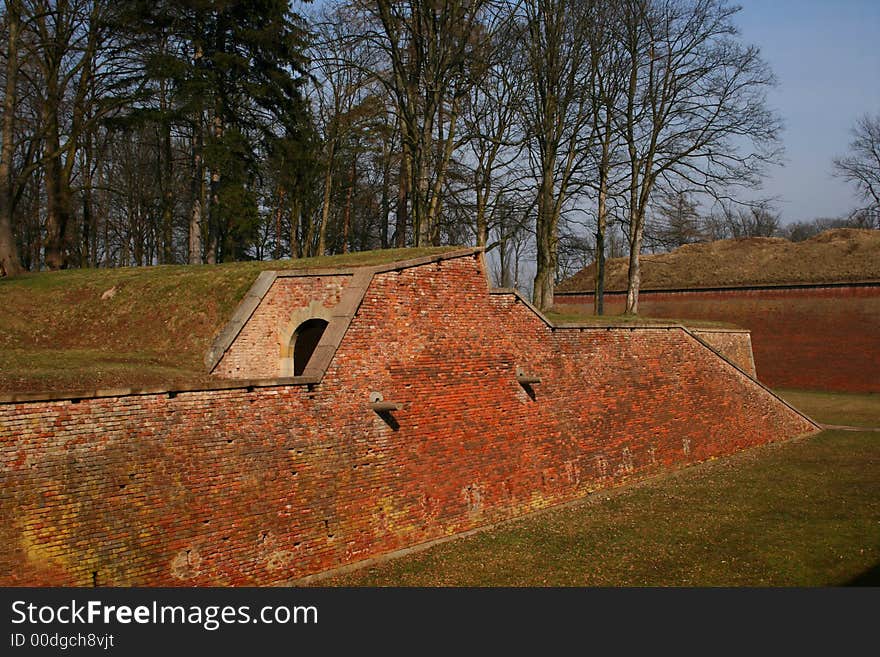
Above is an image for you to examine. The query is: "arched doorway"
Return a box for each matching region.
[292,318,329,375]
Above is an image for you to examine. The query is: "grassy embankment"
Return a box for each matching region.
[0,247,457,394]
[544,310,740,329]
[314,390,880,586]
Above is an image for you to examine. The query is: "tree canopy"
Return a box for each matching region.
[2,0,870,314]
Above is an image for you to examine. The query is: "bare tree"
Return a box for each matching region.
[709,200,779,239]
[0,0,26,276]
[585,1,629,313]
[645,189,703,250]
[616,0,781,314]
[489,192,533,289]
[308,7,379,256]
[833,112,880,216]
[29,0,122,270]
[459,10,526,247]
[356,0,496,246]
[521,0,598,310]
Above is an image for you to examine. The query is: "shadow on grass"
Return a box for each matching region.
[843,561,880,586]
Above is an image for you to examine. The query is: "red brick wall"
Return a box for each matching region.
[0,255,816,586]
[555,286,880,393]
[214,274,351,379]
[690,329,756,377]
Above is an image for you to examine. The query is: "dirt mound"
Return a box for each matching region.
[557,229,880,292]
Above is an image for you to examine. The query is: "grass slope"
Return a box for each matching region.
[314,390,880,586]
[558,228,880,292]
[775,389,880,428]
[544,310,740,329]
[0,247,458,394]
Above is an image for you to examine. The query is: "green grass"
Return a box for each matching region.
[313,390,880,587]
[545,310,740,329]
[0,348,208,393]
[0,247,458,393]
[775,389,880,427]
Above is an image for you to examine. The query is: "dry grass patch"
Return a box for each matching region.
[558,228,880,292]
[0,247,457,393]
[545,310,740,329]
[775,389,880,427]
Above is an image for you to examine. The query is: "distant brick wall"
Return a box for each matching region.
[0,255,817,586]
[690,329,756,377]
[555,285,880,393]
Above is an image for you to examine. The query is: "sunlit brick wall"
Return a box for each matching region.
[555,286,880,393]
[0,254,816,586]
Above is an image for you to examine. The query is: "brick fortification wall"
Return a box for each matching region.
[688,329,756,377]
[212,274,351,378]
[0,254,817,586]
[555,286,880,393]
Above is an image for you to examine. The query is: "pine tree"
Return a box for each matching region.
[118,0,314,262]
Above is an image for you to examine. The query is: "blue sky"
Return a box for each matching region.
[734,0,880,223]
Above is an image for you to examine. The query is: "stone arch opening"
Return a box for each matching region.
[292,318,329,376]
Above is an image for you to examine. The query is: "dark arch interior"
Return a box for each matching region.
[293,318,329,376]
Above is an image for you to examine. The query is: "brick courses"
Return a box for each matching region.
[212,274,351,379]
[0,253,817,585]
[689,329,757,377]
[555,285,880,392]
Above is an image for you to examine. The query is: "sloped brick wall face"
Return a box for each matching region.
[213,274,351,379]
[555,286,880,393]
[690,330,756,377]
[0,255,816,586]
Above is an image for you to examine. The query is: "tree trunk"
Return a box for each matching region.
[44,148,72,270]
[161,121,174,264]
[289,195,301,258]
[81,169,93,268]
[414,140,430,247]
[188,43,204,265]
[475,168,489,247]
[317,140,335,256]
[0,194,20,276]
[533,159,558,311]
[395,147,409,248]
[206,114,222,265]
[43,74,71,271]
[90,172,100,267]
[625,207,644,315]
[425,97,459,246]
[594,170,608,315]
[380,143,390,249]
[81,123,98,269]
[188,119,204,264]
[341,159,355,254]
[498,232,511,287]
[0,0,24,276]
[273,186,285,260]
[475,192,487,248]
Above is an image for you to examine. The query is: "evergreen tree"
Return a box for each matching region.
[119,0,314,262]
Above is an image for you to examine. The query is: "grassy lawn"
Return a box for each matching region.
[314,390,880,586]
[775,389,880,428]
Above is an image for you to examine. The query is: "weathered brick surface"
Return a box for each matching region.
[690,329,756,377]
[214,275,351,378]
[0,254,816,586]
[555,286,880,392]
